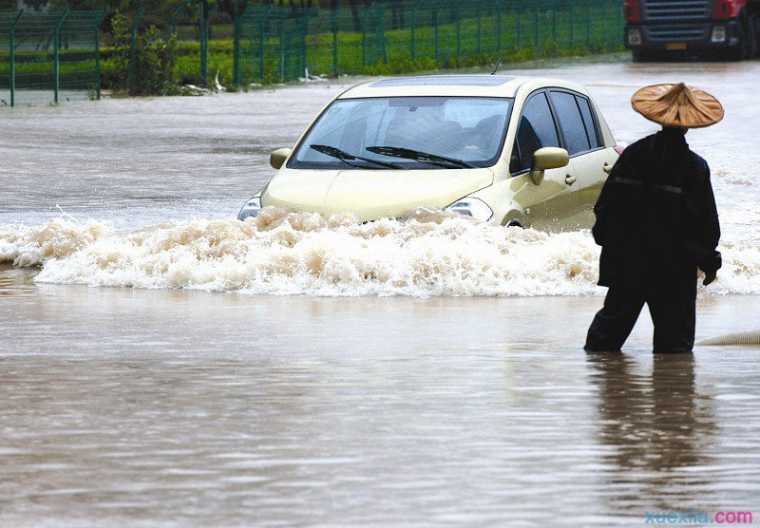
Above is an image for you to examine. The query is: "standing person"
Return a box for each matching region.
[585,83,724,354]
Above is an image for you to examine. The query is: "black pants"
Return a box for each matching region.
[585,275,697,353]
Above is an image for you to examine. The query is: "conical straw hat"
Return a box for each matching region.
[631,83,724,128]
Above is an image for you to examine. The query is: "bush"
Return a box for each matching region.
[109,11,178,96]
[108,11,130,90]
[133,26,178,95]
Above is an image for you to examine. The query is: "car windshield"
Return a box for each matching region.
[289,96,513,170]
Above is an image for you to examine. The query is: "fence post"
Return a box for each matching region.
[433,8,439,61]
[569,2,574,47]
[455,6,461,63]
[410,4,416,61]
[380,5,387,64]
[516,7,521,49]
[278,17,288,83]
[9,10,22,108]
[277,19,285,83]
[258,17,264,82]
[331,7,338,76]
[496,2,502,53]
[171,5,178,34]
[301,9,309,77]
[9,22,14,108]
[367,3,386,66]
[233,13,241,86]
[128,8,141,94]
[199,0,208,84]
[54,10,69,105]
[552,5,557,46]
[95,13,102,100]
[476,3,482,55]
[361,24,367,67]
[618,1,624,46]
[170,0,189,86]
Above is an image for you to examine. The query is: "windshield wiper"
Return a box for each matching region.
[309,144,401,170]
[367,146,475,169]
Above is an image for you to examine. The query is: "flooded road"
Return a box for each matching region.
[2,58,760,526]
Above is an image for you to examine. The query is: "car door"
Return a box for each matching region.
[547,89,615,228]
[508,91,570,230]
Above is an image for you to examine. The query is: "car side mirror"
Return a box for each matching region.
[529,147,569,185]
[270,148,292,170]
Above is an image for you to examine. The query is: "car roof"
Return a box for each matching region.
[338,74,591,99]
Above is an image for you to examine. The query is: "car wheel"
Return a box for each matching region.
[506,219,524,228]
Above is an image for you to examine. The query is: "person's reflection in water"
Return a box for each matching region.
[587,353,717,512]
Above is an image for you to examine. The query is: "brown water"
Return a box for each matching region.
[1,58,760,526]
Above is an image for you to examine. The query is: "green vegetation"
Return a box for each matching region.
[107,11,178,94]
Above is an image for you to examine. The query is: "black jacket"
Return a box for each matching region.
[592,129,722,287]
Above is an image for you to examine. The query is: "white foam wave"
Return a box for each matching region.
[0,219,109,268]
[2,210,758,297]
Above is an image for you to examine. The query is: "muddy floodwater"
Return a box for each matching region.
[2,58,760,526]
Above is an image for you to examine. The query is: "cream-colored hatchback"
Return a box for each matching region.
[239,75,620,229]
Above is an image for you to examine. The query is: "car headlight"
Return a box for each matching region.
[446,197,493,222]
[238,196,262,220]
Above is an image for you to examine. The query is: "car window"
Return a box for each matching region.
[576,96,602,149]
[510,92,560,174]
[551,91,591,155]
[289,97,513,170]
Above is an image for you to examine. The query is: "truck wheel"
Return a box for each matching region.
[725,12,756,60]
[746,14,758,58]
[722,43,744,61]
[632,50,656,63]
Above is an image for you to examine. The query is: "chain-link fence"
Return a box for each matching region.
[0,9,103,107]
[234,0,624,85]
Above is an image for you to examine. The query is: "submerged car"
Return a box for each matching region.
[239,74,620,229]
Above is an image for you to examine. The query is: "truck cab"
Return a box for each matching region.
[624,0,759,60]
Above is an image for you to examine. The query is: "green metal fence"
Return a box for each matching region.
[233,0,624,86]
[2,0,623,105]
[238,5,311,85]
[0,9,102,107]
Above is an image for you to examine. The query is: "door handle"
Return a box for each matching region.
[565,174,577,186]
[603,162,612,175]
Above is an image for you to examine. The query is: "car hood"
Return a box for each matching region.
[263,167,494,222]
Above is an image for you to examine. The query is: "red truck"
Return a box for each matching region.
[624,0,759,60]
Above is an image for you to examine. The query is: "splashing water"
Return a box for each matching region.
[1,209,758,297]
[0,219,108,268]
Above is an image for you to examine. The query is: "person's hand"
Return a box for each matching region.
[703,270,717,286]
